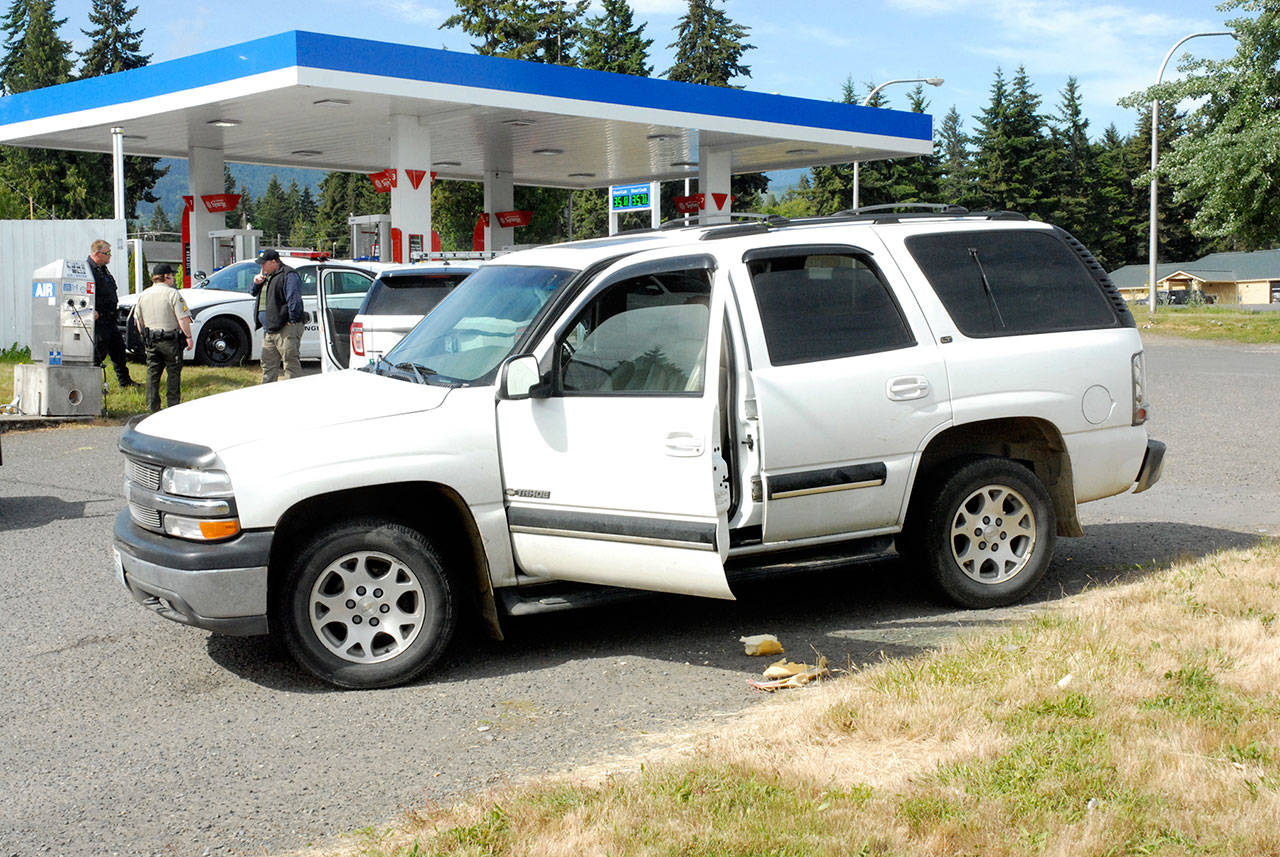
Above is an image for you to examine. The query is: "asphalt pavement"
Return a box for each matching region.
[0,336,1276,857]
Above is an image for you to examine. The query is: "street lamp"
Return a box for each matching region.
[1147,31,1232,313]
[852,77,943,211]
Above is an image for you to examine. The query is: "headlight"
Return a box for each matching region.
[162,514,241,541]
[162,467,234,498]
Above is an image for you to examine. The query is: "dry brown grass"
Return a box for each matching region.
[299,541,1280,857]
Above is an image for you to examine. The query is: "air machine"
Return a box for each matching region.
[13,259,104,416]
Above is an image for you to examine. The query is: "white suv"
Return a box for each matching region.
[113,209,1164,688]
[341,261,481,371]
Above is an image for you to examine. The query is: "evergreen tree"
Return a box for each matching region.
[146,202,173,233]
[5,0,68,92]
[253,175,289,245]
[969,66,1053,218]
[314,171,388,256]
[77,0,146,76]
[1091,122,1143,269]
[667,0,763,210]
[74,0,164,218]
[577,0,651,76]
[441,0,587,63]
[0,0,30,94]
[665,0,751,85]
[0,0,77,218]
[1045,77,1094,243]
[235,182,254,229]
[937,106,973,206]
[529,0,588,65]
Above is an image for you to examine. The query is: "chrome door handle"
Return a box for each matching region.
[887,376,930,401]
[665,431,704,457]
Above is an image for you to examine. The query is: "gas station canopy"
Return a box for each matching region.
[0,30,932,187]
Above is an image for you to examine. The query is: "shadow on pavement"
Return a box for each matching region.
[206,521,1262,693]
[0,495,96,532]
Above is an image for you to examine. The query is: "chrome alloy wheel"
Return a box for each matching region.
[949,484,1037,585]
[308,550,425,664]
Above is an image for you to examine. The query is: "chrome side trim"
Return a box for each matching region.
[509,524,716,551]
[770,478,885,500]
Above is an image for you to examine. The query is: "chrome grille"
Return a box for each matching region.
[126,458,163,491]
[129,503,162,530]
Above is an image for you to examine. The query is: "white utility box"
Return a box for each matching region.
[13,363,102,416]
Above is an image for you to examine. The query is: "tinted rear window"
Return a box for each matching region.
[362,272,473,315]
[905,230,1119,337]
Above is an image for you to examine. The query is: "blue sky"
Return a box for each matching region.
[50,0,1244,198]
[48,0,1240,136]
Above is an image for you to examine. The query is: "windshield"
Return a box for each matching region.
[380,264,576,385]
[195,260,260,293]
[196,260,317,296]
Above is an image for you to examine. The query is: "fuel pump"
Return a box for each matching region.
[209,228,263,271]
[14,259,104,415]
[348,214,391,261]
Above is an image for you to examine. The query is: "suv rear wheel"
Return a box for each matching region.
[273,519,456,688]
[920,458,1056,608]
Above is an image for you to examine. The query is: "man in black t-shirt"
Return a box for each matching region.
[87,239,137,389]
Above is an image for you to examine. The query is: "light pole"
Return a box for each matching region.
[1147,31,1232,313]
[852,77,943,211]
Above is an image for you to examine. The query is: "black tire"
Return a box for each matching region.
[919,457,1056,608]
[196,317,248,366]
[272,520,456,689]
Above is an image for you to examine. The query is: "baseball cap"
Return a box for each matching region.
[256,248,281,264]
[151,263,176,276]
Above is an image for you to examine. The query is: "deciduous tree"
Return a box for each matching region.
[1121,0,1280,248]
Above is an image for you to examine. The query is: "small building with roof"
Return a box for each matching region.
[1110,249,1280,305]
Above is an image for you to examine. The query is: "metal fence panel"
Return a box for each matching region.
[1,219,127,352]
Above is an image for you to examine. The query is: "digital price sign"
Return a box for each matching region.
[610,182,654,212]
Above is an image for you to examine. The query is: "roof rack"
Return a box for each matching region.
[655,204,1029,240]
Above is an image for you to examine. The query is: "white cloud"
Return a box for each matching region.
[886,0,1230,115]
[367,0,446,25]
[627,0,688,14]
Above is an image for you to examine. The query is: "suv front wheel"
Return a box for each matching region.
[920,458,1056,608]
[273,519,456,688]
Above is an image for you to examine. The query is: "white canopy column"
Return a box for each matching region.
[389,114,432,262]
[188,145,226,279]
[484,170,515,254]
[698,145,732,226]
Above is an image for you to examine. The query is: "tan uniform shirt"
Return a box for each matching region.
[136,283,191,332]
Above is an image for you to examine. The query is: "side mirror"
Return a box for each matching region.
[498,354,550,400]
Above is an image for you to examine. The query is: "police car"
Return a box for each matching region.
[117,255,376,366]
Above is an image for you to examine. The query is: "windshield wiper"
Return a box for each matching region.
[394,361,438,384]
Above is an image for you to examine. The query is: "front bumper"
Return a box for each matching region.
[113,509,272,635]
[1133,439,1166,494]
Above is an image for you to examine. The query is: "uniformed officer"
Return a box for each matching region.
[133,263,193,412]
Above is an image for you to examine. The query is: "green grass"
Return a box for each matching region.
[0,349,259,419]
[1133,306,1280,344]
[332,541,1280,857]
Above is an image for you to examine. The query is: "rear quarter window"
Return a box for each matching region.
[905,230,1120,337]
[746,250,915,365]
[362,272,473,315]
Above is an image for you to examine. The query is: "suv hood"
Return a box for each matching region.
[118,287,251,311]
[134,370,452,454]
